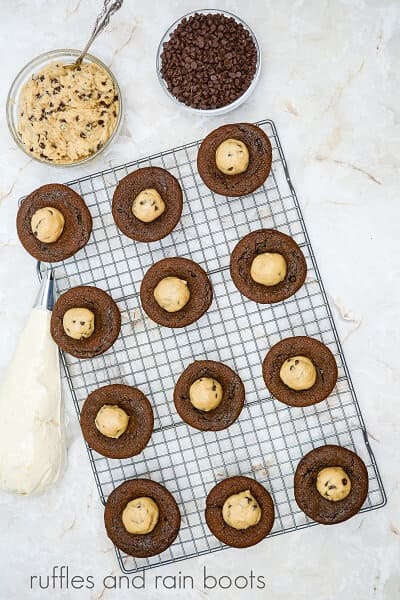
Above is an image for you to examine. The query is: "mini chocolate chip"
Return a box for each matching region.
[80,132,87,138]
[80,321,85,326]
[342,478,348,485]
[98,119,104,125]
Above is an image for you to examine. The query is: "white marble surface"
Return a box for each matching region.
[1,0,399,598]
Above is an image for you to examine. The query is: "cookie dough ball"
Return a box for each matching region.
[189,377,223,412]
[122,497,159,534]
[250,252,287,286]
[30,207,65,243]
[153,277,190,312]
[132,188,166,223]
[215,139,250,175]
[279,355,317,391]
[63,307,95,340]
[222,490,262,530]
[95,404,129,439]
[316,467,352,502]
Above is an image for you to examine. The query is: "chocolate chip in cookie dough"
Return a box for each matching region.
[160,12,258,110]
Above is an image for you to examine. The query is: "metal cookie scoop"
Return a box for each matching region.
[66,0,124,69]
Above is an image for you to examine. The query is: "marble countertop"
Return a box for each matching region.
[0,1,399,598]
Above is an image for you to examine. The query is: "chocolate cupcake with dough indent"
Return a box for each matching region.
[197,123,272,197]
[140,257,213,328]
[16,184,92,262]
[294,445,369,524]
[230,229,307,304]
[112,166,183,242]
[51,285,121,359]
[174,360,245,431]
[262,336,338,407]
[205,476,275,548]
[104,479,181,558]
[80,384,154,459]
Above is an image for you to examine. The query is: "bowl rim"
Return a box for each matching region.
[156,8,261,116]
[6,48,123,168]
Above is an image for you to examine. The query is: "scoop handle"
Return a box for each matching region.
[75,0,124,65]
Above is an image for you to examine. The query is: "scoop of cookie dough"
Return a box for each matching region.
[122,497,159,534]
[30,207,65,243]
[189,377,223,412]
[132,188,166,223]
[250,252,287,286]
[95,404,129,439]
[153,277,190,312]
[222,490,262,530]
[215,139,250,175]
[63,307,95,340]
[316,467,352,502]
[279,355,317,391]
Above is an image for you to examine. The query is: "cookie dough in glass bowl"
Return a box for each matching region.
[7,49,123,167]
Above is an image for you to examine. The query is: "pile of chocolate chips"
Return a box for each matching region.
[160,12,258,110]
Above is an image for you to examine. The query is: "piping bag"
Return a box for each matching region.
[0,269,66,495]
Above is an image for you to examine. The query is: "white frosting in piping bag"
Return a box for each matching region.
[0,308,65,495]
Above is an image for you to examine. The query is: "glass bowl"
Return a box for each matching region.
[6,49,123,167]
[156,9,261,116]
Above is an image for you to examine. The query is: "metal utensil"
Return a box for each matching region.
[68,0,124,68]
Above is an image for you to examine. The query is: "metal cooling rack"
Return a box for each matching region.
[37,119,386,573]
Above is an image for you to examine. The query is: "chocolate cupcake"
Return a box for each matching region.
[140,257,213,328]
[173,360,245,431]
[80,384,153,459]
[205,476,275,548]
[112,167,183,242]
[16,184,92,262]
[197,123,272,197]
[104,479,181,558]
[230,229,307,304]
[51,285,121,359]
[294,445,369,524]
[262,336,338,407]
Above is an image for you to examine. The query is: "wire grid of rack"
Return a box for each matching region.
[37,119,386,573]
